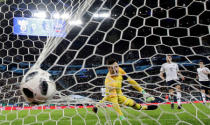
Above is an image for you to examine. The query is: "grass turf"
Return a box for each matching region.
[0,103,209,125]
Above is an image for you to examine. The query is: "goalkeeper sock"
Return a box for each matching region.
[201,93,206,103]
[132,103,141,110]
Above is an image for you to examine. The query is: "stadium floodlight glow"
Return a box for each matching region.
[33,11,47,18]
[53,13,60,19]
[61,13,70,19]
[93,13,99,18]
[93,12,110,18]
[100,13,110,18]
[69,20,82,26]
[53,13,69,19]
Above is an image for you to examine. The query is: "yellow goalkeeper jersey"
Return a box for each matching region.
[105,67,126,97]
[105,67,143,98]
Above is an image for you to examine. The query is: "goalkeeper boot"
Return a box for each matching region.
[146,105,158,110]
[142,105,158,110]
[92,106,98,113]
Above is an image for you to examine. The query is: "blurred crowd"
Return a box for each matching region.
[0,67,208,106]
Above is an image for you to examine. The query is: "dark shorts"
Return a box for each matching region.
[166,80,181,90]
[199,81,210,90]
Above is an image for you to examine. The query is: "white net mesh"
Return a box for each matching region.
[0,0,210,125]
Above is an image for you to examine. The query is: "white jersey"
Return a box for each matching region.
[160,62,179,82]
[197,67,210,81]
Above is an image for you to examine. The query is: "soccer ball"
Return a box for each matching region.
[20,69,56,104]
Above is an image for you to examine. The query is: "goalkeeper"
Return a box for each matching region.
[92,58,158,120]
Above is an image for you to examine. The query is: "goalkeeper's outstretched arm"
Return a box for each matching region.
[123,75,143,93]
[122,73,155,102]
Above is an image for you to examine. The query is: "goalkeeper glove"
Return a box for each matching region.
[142,90,155,102]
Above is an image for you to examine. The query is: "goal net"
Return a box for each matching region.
[0,0,210,125]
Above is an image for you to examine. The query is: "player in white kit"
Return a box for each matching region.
[197,60,210,104]
[160,55,185,109]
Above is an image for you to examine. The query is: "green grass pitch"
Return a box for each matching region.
[0,103,209,125]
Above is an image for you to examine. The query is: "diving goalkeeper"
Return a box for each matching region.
[92,58,158,120]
